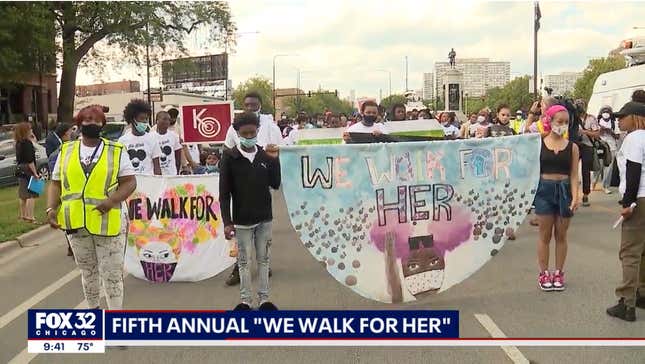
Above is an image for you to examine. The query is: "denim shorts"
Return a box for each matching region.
[534,178,573,217]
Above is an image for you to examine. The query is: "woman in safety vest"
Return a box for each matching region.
[46,105,136,310]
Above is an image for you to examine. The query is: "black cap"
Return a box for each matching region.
[613,101,645,118]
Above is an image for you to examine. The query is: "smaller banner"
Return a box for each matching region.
[295,120,445,145]
[180,101,233,143]
[124,175,235,283]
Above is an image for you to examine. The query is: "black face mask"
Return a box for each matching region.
[81,124,102,139]
[363,115,377,125]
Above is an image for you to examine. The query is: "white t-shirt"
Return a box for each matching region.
[185,144,201,165]
[598,118,619,152]
[617,129,645,197]
[224,114,283,148]
[155,130,182,175]
[442,124,460,138]
[238,146,257,164]
[346,122,390,134]
[52,141,135,181]
[118,130,161,175]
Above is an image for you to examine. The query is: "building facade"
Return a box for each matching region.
[75,80,141,97]
[543,72,582,96]
[422,73,434,100]
[434,58,510,98]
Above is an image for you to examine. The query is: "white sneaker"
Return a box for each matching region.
[604,188,613,195]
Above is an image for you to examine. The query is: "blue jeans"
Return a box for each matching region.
[236,221,272,304]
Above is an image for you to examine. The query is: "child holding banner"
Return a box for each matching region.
[220,112,281,311]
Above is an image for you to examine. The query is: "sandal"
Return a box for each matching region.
[22,217,40,225]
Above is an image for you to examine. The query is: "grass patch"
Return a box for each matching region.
[0,185,48,242]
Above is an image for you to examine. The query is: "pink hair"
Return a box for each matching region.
[541,105,567,132]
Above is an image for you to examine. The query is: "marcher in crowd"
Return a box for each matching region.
[606,101,645,322]
[14,122,41,224]
[390,103,406,121]
[46,105,136,310]
[534,105,580,292]
[576,99,600,207]
[118,99,161,175]
[154,111,182,176]
[461,113,478,139]
[511,110,524,135]
[223,92,281,286]
[343,100,389,143]
[220,112,281,311]
[596,106,620,194]
[489,104,516,137]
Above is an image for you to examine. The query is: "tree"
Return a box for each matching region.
[284,92,352,116]
[0,3,56,83]
[232,76,274,115]
[485,76,533,113]
[379,94,407,113]
[47,2,235,123]
[573,56,626,102]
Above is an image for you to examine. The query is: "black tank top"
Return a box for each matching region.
[540,139,572,175]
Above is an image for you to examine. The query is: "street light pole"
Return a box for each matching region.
[405,56,409,92]
[272,54,297,118]
[375,69,392,97]
[146,22,151,107]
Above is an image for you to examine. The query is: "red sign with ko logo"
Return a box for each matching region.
[180,102,233,143]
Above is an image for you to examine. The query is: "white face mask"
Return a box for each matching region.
[476,115,486,123]
[552,124,568,136]
[602,112,610,120]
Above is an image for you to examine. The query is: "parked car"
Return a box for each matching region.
[0,136,50,187]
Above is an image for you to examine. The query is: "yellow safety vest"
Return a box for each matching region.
[510,118,523,134]
[57,138,123,236]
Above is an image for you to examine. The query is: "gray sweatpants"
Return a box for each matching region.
[68,229,126,309]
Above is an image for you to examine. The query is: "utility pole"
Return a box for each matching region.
[533,2,541,98]
[405,56,409,92]
[146,22,151,107]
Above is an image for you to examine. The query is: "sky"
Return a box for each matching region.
[75,0,645,100]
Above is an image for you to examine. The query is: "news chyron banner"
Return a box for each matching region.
[28,309,459,352]
[180,101,234,143]
[280,134,541,303]
[124,175,235,282]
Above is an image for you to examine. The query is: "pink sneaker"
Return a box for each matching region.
[552,270,565,291]
[538,270,553,291]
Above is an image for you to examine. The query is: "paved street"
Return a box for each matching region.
[1,190,644,364]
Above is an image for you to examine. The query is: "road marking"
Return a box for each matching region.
[8,300,87,364]
[0,269,79,329]
[474,313,529,364]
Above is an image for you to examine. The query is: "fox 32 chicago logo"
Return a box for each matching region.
[28,309,103,339]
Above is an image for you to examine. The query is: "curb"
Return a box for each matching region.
[0,225,57,256]
[0,240,21,255]
[15,225,53,247]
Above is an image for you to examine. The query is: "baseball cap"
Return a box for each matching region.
[613,101,645,118]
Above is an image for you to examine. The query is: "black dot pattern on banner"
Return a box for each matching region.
[292,199,377,286]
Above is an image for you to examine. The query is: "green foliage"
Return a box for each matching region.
[48,1,235,122]
[573,56,626,102]
[232,76,274,114]
[379,94,407,113]
[484,76,534,113]
[0,3,56,82]
[284,93,352,116]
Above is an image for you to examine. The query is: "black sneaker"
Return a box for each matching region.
[258,301,278,311]
[582,196,590,207]
[606,298,636,322]
[233,303,252,311]
[637,291,645,309]
[225,264,240,286]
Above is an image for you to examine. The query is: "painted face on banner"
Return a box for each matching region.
[139,241,179,282]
